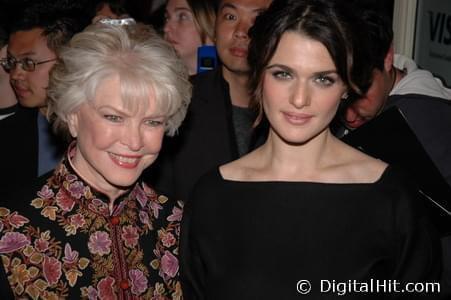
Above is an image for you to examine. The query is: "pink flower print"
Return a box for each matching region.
[69,181,85,199]
[129,269,148,296]
[139,211,151,227]
[37,185,54,199]
[65,174,77,182]
[42,256,62,285]
[97,276,117,300]
[56,188,75,212]
[87,286,98,300]
[121,225,139,248]
[69,213,86,229]
[113,200,126,215]
[88,231,112,256]
[89,199,109,216]
[34,238,49,252]
[167,206,182,222]
[8,211,30,228]
[160,250,179,280]
[63,243,79,264]
[142,183,157,199]
[149,201,162,219]
[134,186,148,208]
[0,232,30,253]
[160,231,176,248]
[91,199,104,207]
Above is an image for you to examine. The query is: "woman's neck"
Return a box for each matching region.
[259,128,339,180]
[69,148,129,212]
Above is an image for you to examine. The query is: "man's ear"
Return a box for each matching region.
[384,43,395,72]
[66,112,79,138]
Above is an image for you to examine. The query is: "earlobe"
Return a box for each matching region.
[66,113,79,138]
[384,44,395,72]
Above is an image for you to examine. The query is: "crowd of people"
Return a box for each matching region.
[0,0,449,299]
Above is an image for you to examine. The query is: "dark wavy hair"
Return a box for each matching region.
[248,0,370,124]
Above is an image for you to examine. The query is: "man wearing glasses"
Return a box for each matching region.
[0,6,84,196]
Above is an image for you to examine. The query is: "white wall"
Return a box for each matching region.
[394,0,451,85]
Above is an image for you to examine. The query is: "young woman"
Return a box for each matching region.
[163,0,216,75]
[180,0,441,298]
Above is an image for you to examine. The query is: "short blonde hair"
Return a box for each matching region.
[47,22,191,137]
[187,0,216,44]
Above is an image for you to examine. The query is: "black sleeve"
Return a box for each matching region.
[0,262,14,300]
[180,184,207,300]
[389,183,443,299]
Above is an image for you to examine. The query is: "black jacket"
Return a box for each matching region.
[145,68,267,201]
[0,105,65,197]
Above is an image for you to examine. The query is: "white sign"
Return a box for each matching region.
[414,0,451,86]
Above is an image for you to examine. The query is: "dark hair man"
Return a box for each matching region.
[148,0,272,201]
[0,3,85,194]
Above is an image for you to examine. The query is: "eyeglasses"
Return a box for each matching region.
[0,56,57,72]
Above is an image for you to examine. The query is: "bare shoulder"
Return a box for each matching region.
[335,142,388,183]
[219,150,262,181]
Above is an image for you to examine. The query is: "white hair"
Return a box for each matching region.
[47,22,191,137]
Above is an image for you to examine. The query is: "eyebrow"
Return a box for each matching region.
[266,64,338,76]
[219,3,265,14]
[96,104,164,119]
[166,7,192,13]
[219,3,237,11]
[7,50,37,58]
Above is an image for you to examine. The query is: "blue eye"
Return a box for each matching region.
[144,119,164,127]
[178,12,191,22]
[272,71,292,80]
[315,75,335,86]
[104,115,122,122]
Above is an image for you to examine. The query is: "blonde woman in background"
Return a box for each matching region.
[164,0,216,75]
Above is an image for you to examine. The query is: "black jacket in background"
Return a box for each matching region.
[145,68,267,202]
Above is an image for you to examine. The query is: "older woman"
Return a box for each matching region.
[180,0,441,298]
[0,22,190,299]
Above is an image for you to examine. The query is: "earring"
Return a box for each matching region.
[342,92,349,100]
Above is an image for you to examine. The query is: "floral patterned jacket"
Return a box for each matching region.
[0,152,183,299]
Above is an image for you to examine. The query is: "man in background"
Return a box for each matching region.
[342,8,451,188]
[0,3,85,194]
[341,7,451,297]
[148,0,272,201]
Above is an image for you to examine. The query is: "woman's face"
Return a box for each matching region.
[163,0,203,74]
[262,31,347,145]
[68,76,166,193]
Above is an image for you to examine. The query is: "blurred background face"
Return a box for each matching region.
[0,45,8,84]
[262,32,346,144]
[97,3,120,19]
[164,0,202,75]
[0,44,17,110]
[8,28,56,111]
[68,76,166,194]
[215,0,271,75]
[344,68,391,129]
